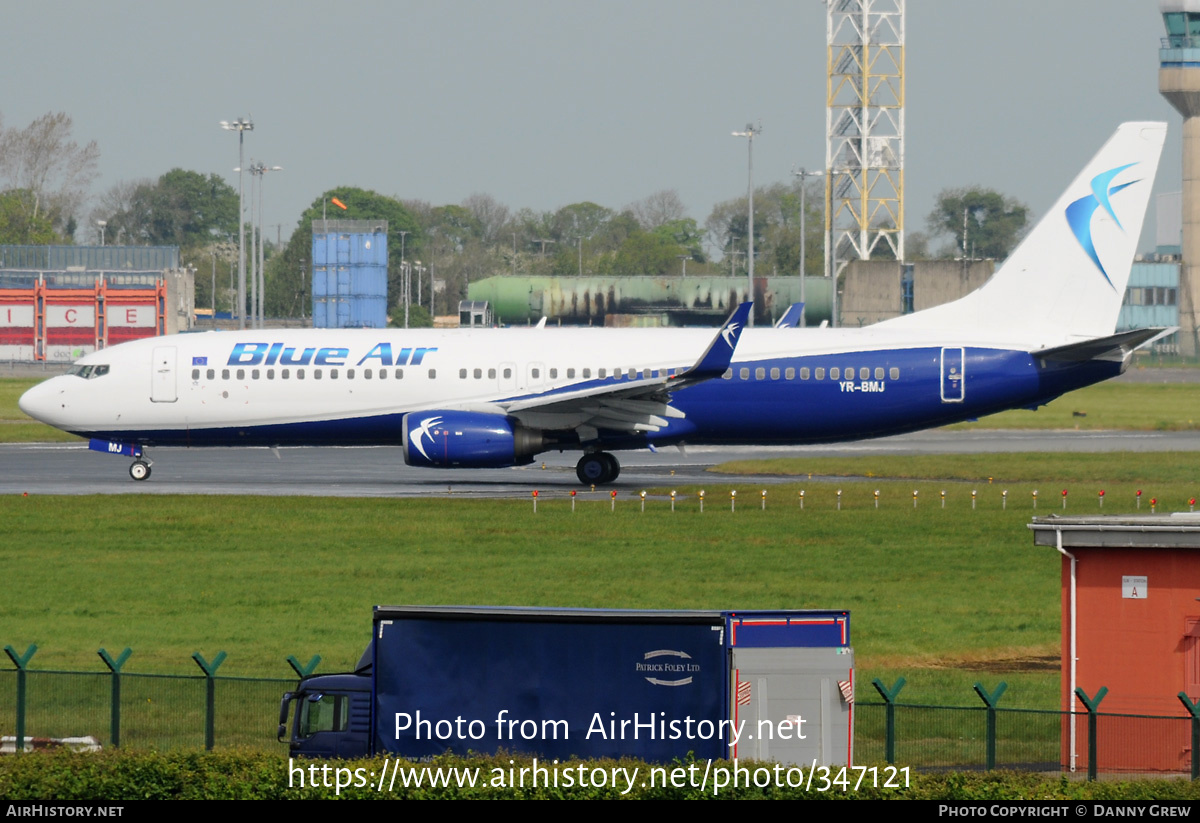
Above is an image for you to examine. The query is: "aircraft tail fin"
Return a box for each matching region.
[879,122,1167,344]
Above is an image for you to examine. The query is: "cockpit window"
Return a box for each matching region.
[67,364,110,379]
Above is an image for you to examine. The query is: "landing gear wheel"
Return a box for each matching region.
[602,452,620,482]
[129,461,151,481]
[576,452,620,485]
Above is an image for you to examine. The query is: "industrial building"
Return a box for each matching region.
[0,245,193,362]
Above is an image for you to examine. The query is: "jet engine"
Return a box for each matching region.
[401,411,545,468]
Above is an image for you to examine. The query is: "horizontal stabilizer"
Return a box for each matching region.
[1033,327,1175,362]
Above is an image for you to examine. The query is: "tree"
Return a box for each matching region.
[627,189,687,230]
[0,112,99,236]
[99,169,238,248]
[551,201,613,243]
[706,179,822,276]
[461,192,511,245]
[0,189,62,245]
[927,187,1028,260]
[652,218,706,263]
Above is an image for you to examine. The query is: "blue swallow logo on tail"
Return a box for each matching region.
[1065,163,1140,290]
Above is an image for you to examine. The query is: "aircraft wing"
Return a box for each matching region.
[1032,327,1175,362]
[500,302,752,440]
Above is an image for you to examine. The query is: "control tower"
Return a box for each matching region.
[1160,0,1200,355]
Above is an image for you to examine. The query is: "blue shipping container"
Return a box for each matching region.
[311,223,388,329]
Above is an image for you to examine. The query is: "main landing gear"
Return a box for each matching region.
[129,459,152,481]
[576,452,620,486]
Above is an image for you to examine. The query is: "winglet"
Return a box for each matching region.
[775,302,805,328]
[675,301,752,382]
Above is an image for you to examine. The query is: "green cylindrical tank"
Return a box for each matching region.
[467,275,832,326]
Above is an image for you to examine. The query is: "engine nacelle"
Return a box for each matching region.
[402,411,544,468]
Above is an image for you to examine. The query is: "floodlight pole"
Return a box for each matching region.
[792,167,823,327]
[221,117,254,329]
[733,121,761,325]
[256,163,283,328]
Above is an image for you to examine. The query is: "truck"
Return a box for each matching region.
[279,605,854,766]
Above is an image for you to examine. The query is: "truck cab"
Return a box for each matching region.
[280,659,372,759]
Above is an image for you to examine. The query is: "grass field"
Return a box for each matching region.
[6,447,1199,711]
[945,379,1200,432]
[3,374,1199,713]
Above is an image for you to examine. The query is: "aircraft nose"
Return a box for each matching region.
[18,380,61,425]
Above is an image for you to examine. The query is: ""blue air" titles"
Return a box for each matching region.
[227,342,438,367]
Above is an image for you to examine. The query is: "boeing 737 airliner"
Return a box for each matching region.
[19,122,1170,485]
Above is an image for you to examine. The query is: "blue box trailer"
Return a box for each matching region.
[280,606,854,765]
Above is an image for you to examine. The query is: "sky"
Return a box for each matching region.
[0,0,1181,253]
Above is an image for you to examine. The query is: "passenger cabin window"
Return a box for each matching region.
[567,368,575,379]
[755,367,765,380]
[395,368,404,379]
[889,367,899,380]
[460,368,468,379]
[550,368,558,379]
[347,369,355,379]
[583,368,591,379]
[800,367,810,380]
[503,368,512,379]
[474,368,482,379]
[770,368,780,380]
[860,367,870,380]
[875,367,884,380]
[428,369,437,379]
[785,368,795,380]
[267,369,275,380]
[222,369,230,380]
[815,368,825,380]
[488,368,496,379]
[830,367,839,380]
[252,369,260,380]
[236,369,245,380]
[192,368,200,380]
[314,369,323,379]
[739,368,749,380]
[207,369,215,380]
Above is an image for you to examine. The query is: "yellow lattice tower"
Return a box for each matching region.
[825,0,905,316]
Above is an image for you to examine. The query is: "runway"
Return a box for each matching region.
[4,428,1197,498]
